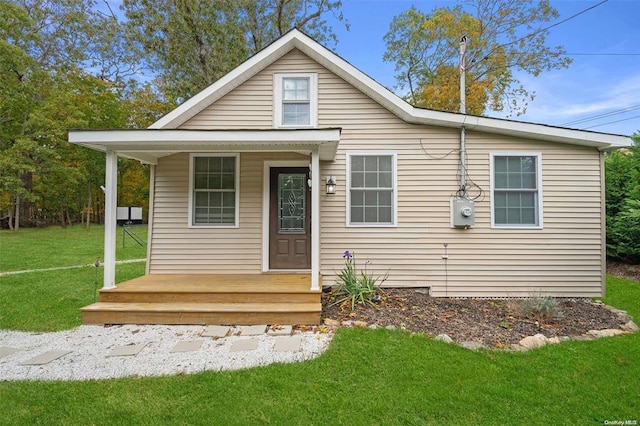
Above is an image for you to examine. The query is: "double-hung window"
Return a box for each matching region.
[189,154,239,227]
[491,153,542,228]
[274,73,317,127]
[348,153,397,226]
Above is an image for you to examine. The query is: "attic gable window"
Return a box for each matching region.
[188,154,239,228]
[274,73,317,128]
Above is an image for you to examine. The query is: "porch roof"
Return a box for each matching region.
[68,128,342,164]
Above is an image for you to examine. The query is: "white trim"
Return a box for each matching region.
[346,151,398,227]
[68,129,341,164]
[188,153,240,228]
[261,160,310,273]
[103,150,118,289]
[145,29,630,150]
[145,164,155,275]
[311,150,320,290]
[273,73,318,128]
[489,152,544,229]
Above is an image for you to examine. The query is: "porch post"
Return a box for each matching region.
[103,149,118,290]
[311,150,320,291]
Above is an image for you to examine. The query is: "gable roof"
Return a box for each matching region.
[150,28,632,151]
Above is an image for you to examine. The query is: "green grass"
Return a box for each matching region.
[0,262,145,331]
[0,277,637,424]
[0,224,147,331]
[1,226,639,424]
[0,224,147,272]
[0,277,638,425]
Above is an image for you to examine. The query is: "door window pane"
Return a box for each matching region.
[278,173,306,233]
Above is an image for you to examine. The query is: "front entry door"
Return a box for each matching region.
[269,167,311,269]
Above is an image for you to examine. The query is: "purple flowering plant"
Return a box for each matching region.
[331,250,388,310]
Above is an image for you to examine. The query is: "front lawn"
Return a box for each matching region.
[0,224,147,272]
[0,276,638,425]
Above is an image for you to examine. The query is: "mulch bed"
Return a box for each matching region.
[321,286,631,348]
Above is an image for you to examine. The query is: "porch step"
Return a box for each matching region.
[82,274,322,325]
[81,302,321,325]
[98,285,319,304]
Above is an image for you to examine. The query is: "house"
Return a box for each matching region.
[69,29,632,325]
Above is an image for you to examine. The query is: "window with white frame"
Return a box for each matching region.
[274,73,317,127]
[491,153,542,227]
[190,154,239,227]
[348,153,396,226]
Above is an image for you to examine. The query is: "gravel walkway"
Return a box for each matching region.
[0,325,333,381]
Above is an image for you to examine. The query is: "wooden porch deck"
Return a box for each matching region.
[82,274,322,325]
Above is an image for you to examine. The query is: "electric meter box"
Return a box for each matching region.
[451,197,475,228]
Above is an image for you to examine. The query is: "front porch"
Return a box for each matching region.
[82,274,323,325]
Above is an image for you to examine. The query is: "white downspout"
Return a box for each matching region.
[103,150,118,289]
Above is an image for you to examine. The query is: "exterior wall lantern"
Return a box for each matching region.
[325,176,336,194]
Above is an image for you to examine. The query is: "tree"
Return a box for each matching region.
[606,134,640,263]
[383,1,571,116]
[0,0,141,230]
[123,0,347,104]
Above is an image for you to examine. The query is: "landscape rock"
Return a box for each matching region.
[547,337,561,345]
[385,325,397,331]
[341,320,353,327]
[434,334,453,344]
[586,329,627,338]
[621,321,639,332]
[323,318,340,327]
[459,341,485,351]
[353,321,368,328]
[519,334,548,349]
[368,324,379,330]
[606,307,631,323]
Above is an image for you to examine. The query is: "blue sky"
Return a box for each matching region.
[327,0,639,136]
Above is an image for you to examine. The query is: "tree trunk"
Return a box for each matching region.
[60,203,66,228]
[14,193,20,232]
[85,183,92,229]
[8,205,14,232]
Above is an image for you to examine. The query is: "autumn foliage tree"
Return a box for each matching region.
[383,0,572,116]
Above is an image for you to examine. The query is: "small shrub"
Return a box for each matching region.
[331,250,388,310]
[519,295,563,324]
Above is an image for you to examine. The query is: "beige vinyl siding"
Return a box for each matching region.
[148,152,308,274]
[156,48,604,297]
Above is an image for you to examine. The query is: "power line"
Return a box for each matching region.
[567,53,640,57]
[583,114,640,130]
[471,0,609,69]
[562,104,640,126]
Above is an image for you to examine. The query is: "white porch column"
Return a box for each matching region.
[103,149,118,290]
[311,150,320,291]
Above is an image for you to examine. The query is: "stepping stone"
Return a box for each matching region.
[267,325,293,336]
[106,343,148,357]
[0,347,21,359]
[238,325,267,336]
[21,350,71,365]
[202,325,230,338]
[170,340,204,353]
[230,338,259,352]
[274,336,302,352]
